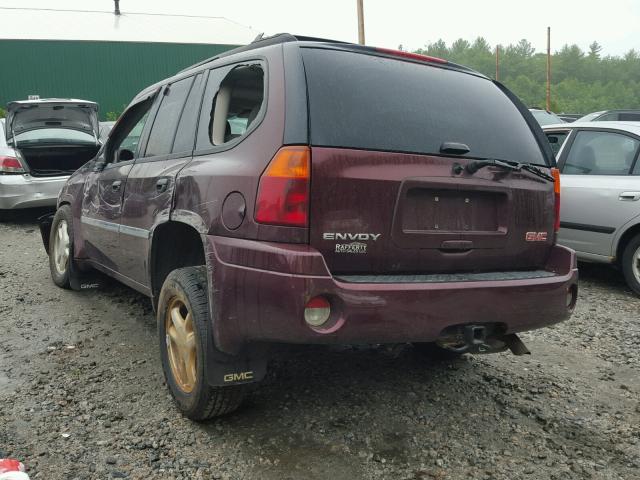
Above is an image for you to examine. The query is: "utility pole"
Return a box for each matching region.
[495,44,500,81]
[357,0,365,45]
[546,26,551,111]
[114,0,121,16]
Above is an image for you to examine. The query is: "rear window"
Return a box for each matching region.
[302,48,547,166]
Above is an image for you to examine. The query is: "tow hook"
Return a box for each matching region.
[463,325,493,353]
[436,324,531,356]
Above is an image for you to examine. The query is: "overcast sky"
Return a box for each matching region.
[1,0,638,56]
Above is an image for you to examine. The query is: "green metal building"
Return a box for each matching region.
[0,39,235,119]
[0,8,256,119]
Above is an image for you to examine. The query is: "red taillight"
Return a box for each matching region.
[375,47,448,64]
[255,146,310,228]
[0,155,25,174]
[552,167,561,232]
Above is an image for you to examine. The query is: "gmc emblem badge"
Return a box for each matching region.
[525,232,548,242]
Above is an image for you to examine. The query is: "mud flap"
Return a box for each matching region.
[205,342,268,387]
[68,259,104,292]
[37,213,55,255]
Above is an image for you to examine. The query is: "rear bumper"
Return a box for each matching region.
[206,235,578,354]
[0,174,66,210]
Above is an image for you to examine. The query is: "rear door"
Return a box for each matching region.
[80,97,155,271]
[557,128,640,257]
[118,74,202,286]
[301,47,556,275]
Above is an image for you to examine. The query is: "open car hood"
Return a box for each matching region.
[5,99,99,141]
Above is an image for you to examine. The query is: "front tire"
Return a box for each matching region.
[48,205,76,289]
[621,234,640,295]
[158,266,245,420]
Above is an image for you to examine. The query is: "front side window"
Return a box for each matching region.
[196,63,264,150]
[107,98,154,163]
[563,130,639,175]
[145,77,194,157]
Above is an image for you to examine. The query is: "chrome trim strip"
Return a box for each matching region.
[119,224,150,239]
[80,215,119,232]
[80,216,149,238]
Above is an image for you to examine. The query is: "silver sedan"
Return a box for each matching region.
[543,121,640,294]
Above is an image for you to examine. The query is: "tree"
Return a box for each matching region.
[411,38,640,113]
[588,41,602,59]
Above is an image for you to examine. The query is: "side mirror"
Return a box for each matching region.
[118,149,134,162]
[547,137,559,144]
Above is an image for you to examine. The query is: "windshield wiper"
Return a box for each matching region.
[466,159,554,182]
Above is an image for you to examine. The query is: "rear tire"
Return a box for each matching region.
[158,266,245,420]
[48,205,77,289]
[621,234,640,295]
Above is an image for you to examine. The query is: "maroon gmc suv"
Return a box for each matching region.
[42,34,578,420]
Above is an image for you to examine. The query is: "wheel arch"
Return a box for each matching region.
[615,222,640,265]
[149,220,208,310]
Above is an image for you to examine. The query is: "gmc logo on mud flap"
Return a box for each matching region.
[525,232,548,242]
[223,371,254,382]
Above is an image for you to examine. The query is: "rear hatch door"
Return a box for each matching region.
[301,47,555,275]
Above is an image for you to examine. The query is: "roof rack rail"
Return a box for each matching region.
[178,33,348,73]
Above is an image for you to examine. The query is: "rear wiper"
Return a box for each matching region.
[466,159,554,182]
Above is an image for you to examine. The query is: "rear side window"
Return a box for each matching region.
[144,76,194,157]
[563,131,639,175]
[172,73,203,153]
[196,63,264,150]
[302,48,547,166]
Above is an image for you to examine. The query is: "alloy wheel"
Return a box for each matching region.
[52,220,70,276]
[165,296,197,393]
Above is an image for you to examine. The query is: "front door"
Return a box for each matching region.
[118,74,202,286]
[80,95,156,274]
[558,129,640,257]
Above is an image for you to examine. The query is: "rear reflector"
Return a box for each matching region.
[0,155,25,174]
[375,47,447,64]
[255,146,310,228]
[551,168,561,232]
[304,296,331,327]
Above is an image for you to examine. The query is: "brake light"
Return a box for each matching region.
[255,146,310,227]
[0,155,25,174]
[551,167,561,232]
[375,47,447,64]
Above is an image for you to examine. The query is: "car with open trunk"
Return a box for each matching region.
[1,99,100,219]
[41,34,578,420]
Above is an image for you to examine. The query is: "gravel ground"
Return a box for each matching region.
[1,213,639,480]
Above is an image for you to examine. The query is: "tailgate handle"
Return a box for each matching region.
[440,240,474,251]
[619,191,640,201]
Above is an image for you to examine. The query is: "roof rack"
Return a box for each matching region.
[179,33,346,73]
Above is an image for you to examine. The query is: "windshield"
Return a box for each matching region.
[302,48,548,166]
[530,110,564,126]
[14,128,97,145]
[576,111,605,122]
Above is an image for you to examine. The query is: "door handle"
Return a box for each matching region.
[619,191,640,201]
[111,180,122,192]
[156,178,169,193]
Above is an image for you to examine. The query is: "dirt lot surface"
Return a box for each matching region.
[1,213,639,480]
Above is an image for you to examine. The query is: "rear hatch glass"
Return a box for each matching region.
[302,48,547,166]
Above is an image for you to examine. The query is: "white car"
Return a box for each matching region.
[543,121,640,294]
[0,99,100,220]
